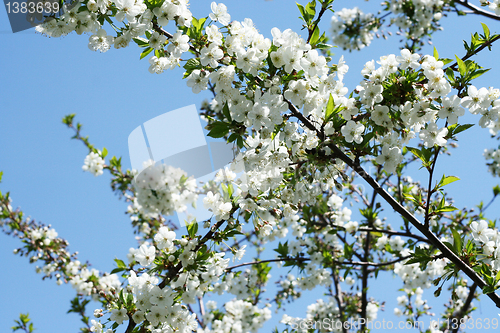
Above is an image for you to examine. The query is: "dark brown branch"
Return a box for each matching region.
[454,0,500,21]
[424,146,442,227]
[447,33,500,71]
[158,218,228,289]
[287,102,500,308]
[358,227,430,244]
[225,256,409,272]
[307,4,329,44]
[332,269,348,333]
[152,22,197,53]
[450,283,478,333]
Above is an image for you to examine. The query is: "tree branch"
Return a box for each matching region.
[451,283,477,333]
[287,102,500,308]
[332,269,348,333]
[358,227,430,243]
[454,0,500,21]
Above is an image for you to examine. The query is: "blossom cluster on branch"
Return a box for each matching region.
[3,1,500,333]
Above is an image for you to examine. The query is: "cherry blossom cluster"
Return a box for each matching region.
[394,258,448,290]
[393,287,432,317]
[482,0,500,15]
[1,195,123,305]
[330,7,377,50]
[133,161,198,217]
[82,151,105,176]
[386,0,446,41]
[352,49,500,174]
[11,0,500,332]
[36,0,193,76]
[485,146,500,176]
[199,299,271,333]
[282,298,378,332]
[121,271,198,332]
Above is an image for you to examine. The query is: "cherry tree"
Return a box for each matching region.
[2,0,500,332]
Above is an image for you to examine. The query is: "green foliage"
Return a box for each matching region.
[12,313,35,333]
[67,296,90,326]
[493,185,500,197]
[111,258,127,274]
[406,246,433,270]
[186,220,198,238]
[446,123,474,140]
[207,121,230,138]
[62,114,76,126]
[189,17,207,38]
[435,175,459,191]
[407,146,434,169]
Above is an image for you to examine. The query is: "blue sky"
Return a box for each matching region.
[1,0,500,332]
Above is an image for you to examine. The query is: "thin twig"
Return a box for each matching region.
[287,102,500,308]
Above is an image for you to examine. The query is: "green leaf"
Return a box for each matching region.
[305,0,316,16]
[184,58,201,70]
[450,123,474,136]
[133,37,149,47]
[452,229,462,254]
[274,241,289,257]
[62,114,76,125]
[296,3,306,18]
[140,47,153,60]
[114,258,126,269]
[469,68,490,80]
[110,267,126,274]
[434,206,458,213]
[433,47,439,60]
[101,147,108,158]
[186,220,198,238]
[437,175,460,189]
[309,26,320,45]
[191,17,200,31]
[481,22,490,39]
[407,146,432,168]
[315,42,333,50]
[443,241,457,254]
[198,17,207,30]
[207,121,230,138]
[483,285,497,294]
[445,67,455,83]
[493,185,500,197]
[455,55,466,76]
[223,103,232,122]
[324,94,334,122]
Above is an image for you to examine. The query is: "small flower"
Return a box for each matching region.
[341,120,365,144]
[470,220,496,244]
[134,244,156,266]
[396,49,420,70]
[233,245,246,262]
[110,308,128,325]
[419,122,448,147]
[209,2,231,26]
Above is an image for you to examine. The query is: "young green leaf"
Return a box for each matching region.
[481,22,490,39]
[452,229,462,254]
[494,185,500,197]
[207,122,230,138]
[455,55,466,76]
[324,93,334,122]
[437,175,460,189]
[186,220,198,238]
[140,47,153,60]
